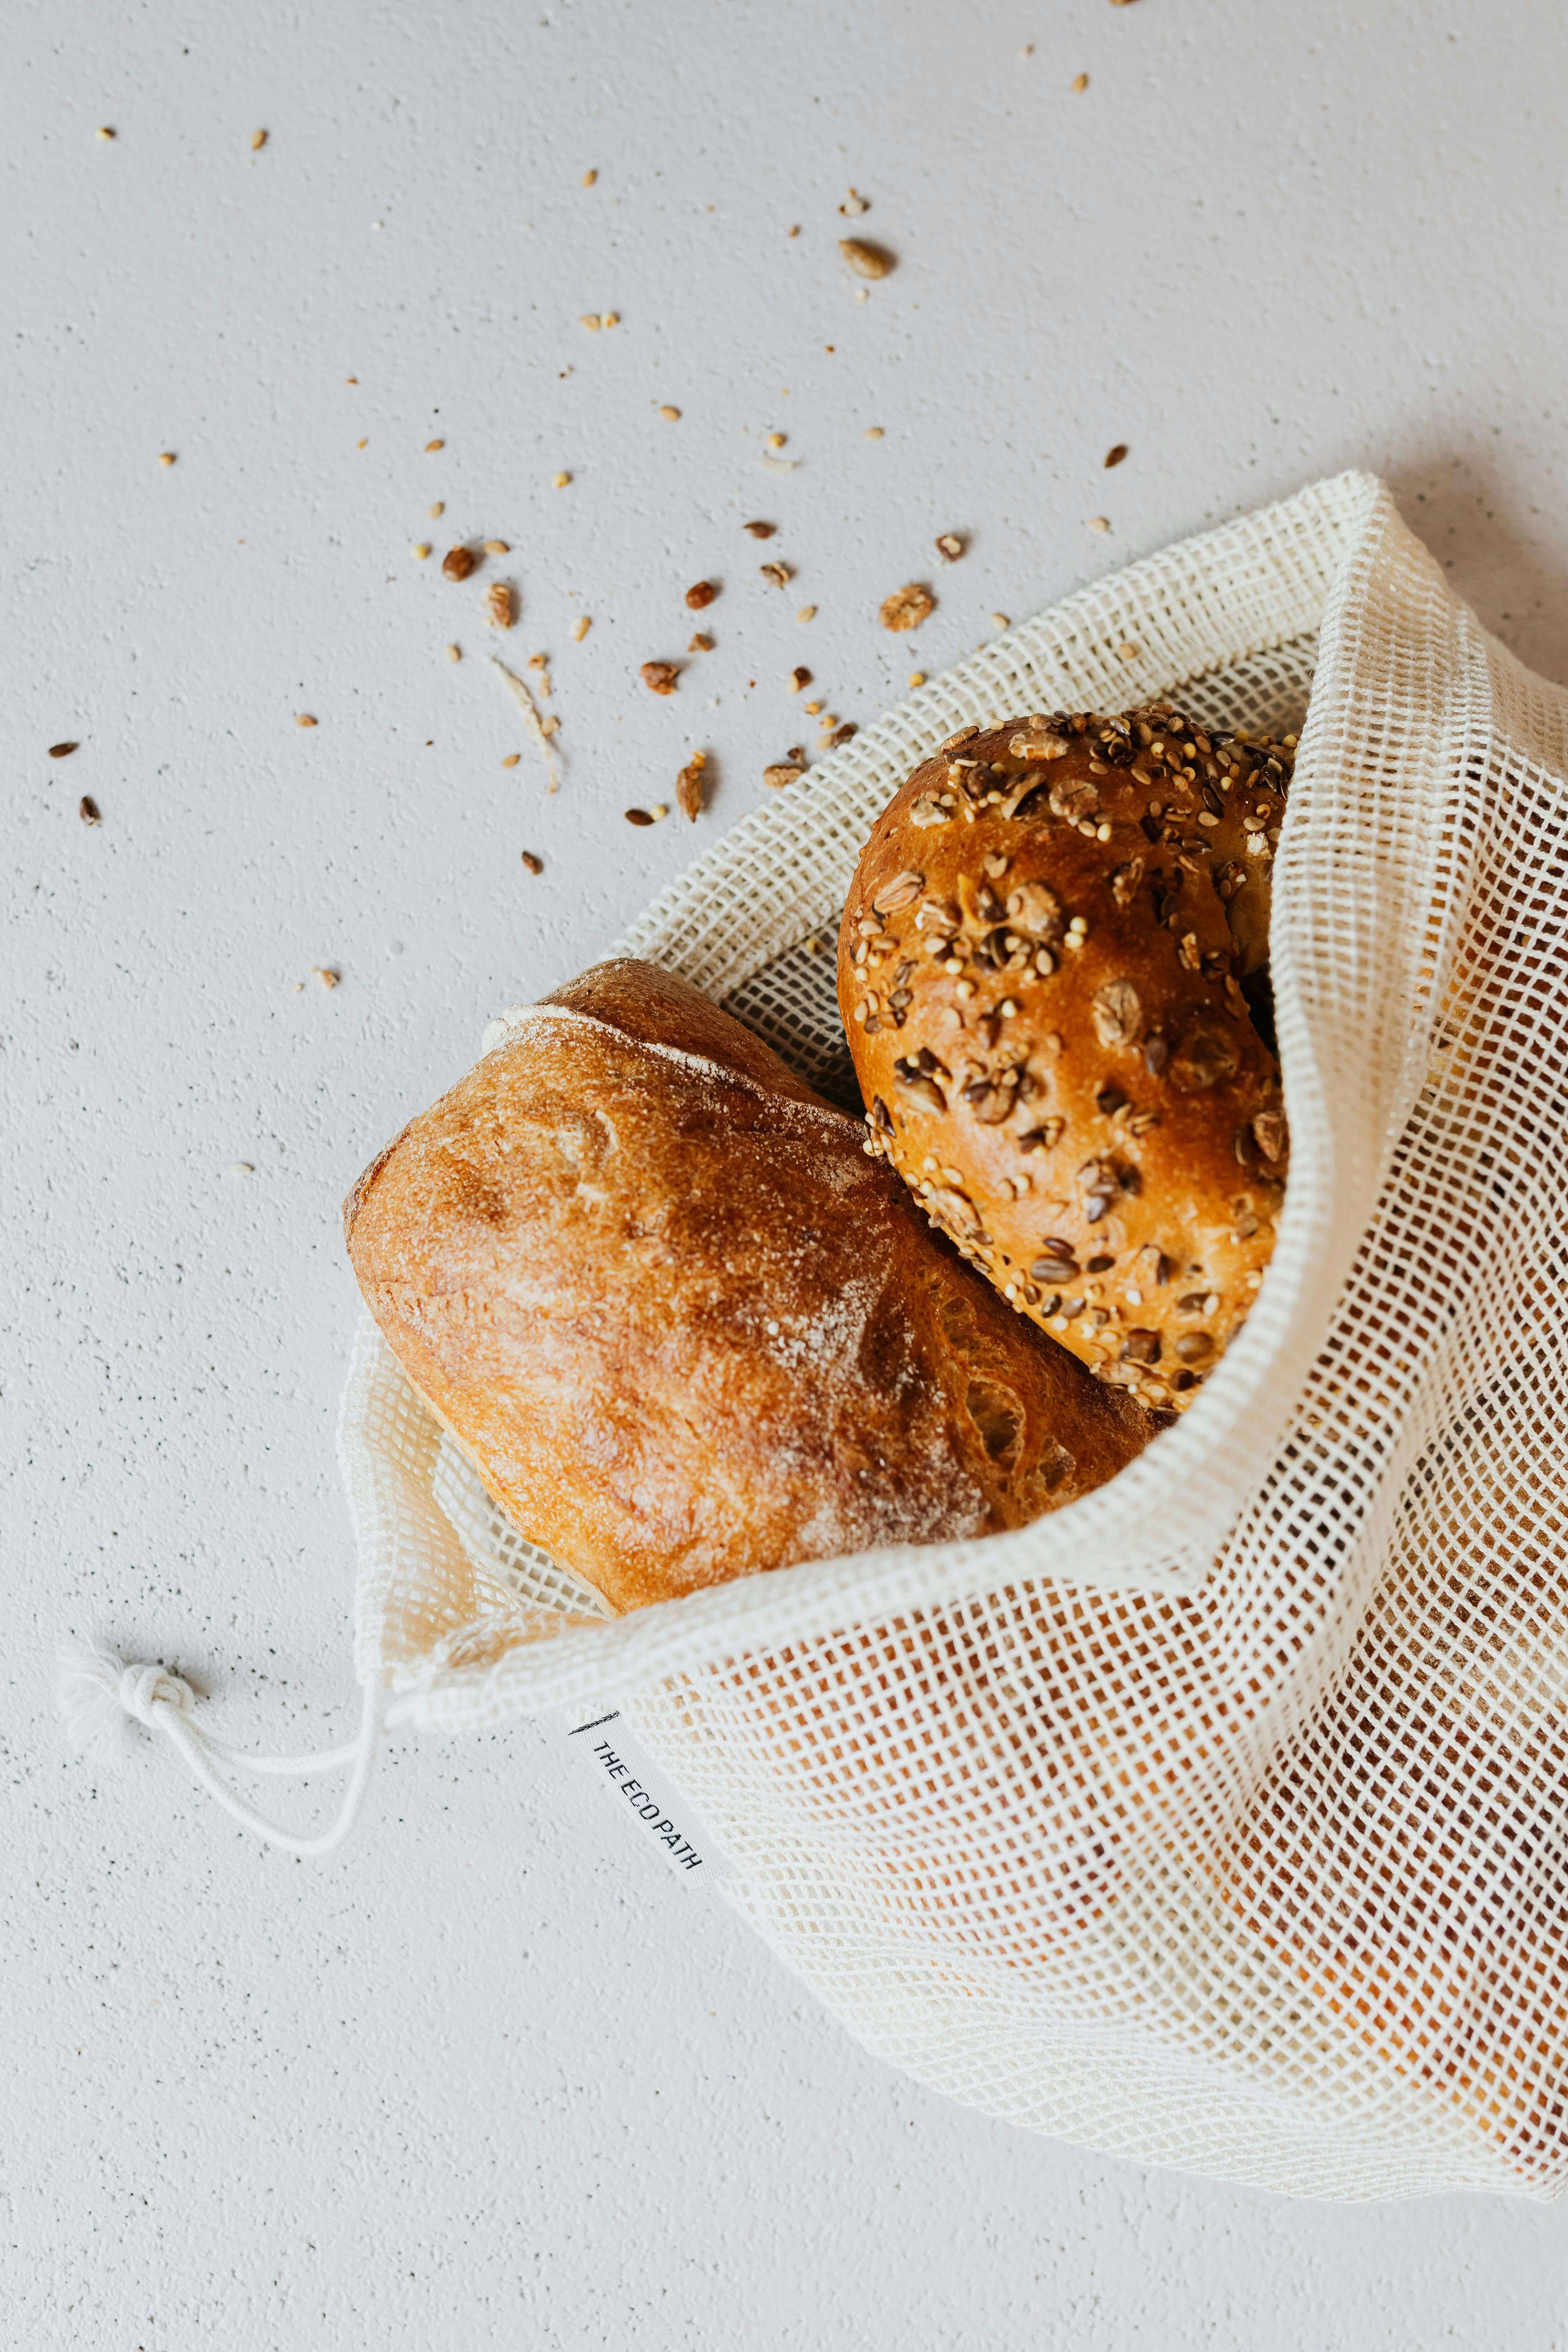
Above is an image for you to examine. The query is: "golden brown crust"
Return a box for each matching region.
[344,958,1152,1614]
[838,706,1295,1412]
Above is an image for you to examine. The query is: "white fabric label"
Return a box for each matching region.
[566,1710,734,1882]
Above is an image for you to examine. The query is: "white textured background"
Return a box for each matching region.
[8,3,1568,2344]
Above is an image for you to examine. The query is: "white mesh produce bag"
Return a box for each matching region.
[90,470,1568,2200]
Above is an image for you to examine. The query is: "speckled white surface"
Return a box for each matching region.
[9,3,1568,2344]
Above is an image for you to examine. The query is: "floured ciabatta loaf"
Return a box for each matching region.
[343,958,1152,1615]
[838,706,1295,1414]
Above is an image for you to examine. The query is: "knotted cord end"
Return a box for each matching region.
[55,1640,196,1772]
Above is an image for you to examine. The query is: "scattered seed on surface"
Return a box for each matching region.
[424,438,444,452]
[443,545,476,580]
[1116,641,1140,660]
[764,432,786,450]
[552,472,570,488]
[990,612,1010,628]
[935,533,964,561]
[908,672,926,688]
[864,426,884,440]
[522,850,544,874]
[760,561,792,588]
[48,742,78,758]
[658,404,681,420]
[312,966,339,988]
[688,632,714,652]
[582,168,598,186]
[428,501,444,518]
[227,1162,254,1176]
[413,542,432,559]
[676,750,708,820]
[96,126,115,141]
[295,714,317,728]
[580,314,603,330]
[1072,72,1088,92]
[744,520,776,538]
[251,128,268,150]
[486,582,514,628]
[1088,515,1110,532]
[502,753,521,768]
[1104,444,1129,468]
[484,539,510,554]
[686,580,718,610]
[602,312,620,328]
[572,615,592,640]
[78,796,101,825]
[839,237,893,279]
[625,808,654,826]
[446,644,461,662]
[788,666,811,692]
[640,660,679,694]
[158,452,176,466]
[796,605,816,622]
[880,583,933,631]
[356,437,368,448]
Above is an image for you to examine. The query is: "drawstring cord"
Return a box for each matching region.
[54,1641,388,1858]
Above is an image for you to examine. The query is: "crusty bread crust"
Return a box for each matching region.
[838,706,1294,1412]
[344,958,1152,1614]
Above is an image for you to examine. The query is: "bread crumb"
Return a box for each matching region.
[676,750,707,820]
[580,314,602,330]
[312,966,339,988]
[443,545,476,580]
[686,580,718,610]
[935,532,964,561]
[490,658,562,790]
[602,312,620,328]
[640,660,679,694]
[788,666,810,693]
[760,560,792,588]
[880,583,933,632]
[522,850,543,874]
[486,582,514,628]
[990,612,1010,628]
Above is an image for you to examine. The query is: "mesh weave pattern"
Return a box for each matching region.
[338,474,1568,2196]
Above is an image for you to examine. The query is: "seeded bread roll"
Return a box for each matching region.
[344,958,1152,1615]
[838,706,1295,1414]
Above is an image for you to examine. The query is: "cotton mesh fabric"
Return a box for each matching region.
[338,473,1568,2198]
